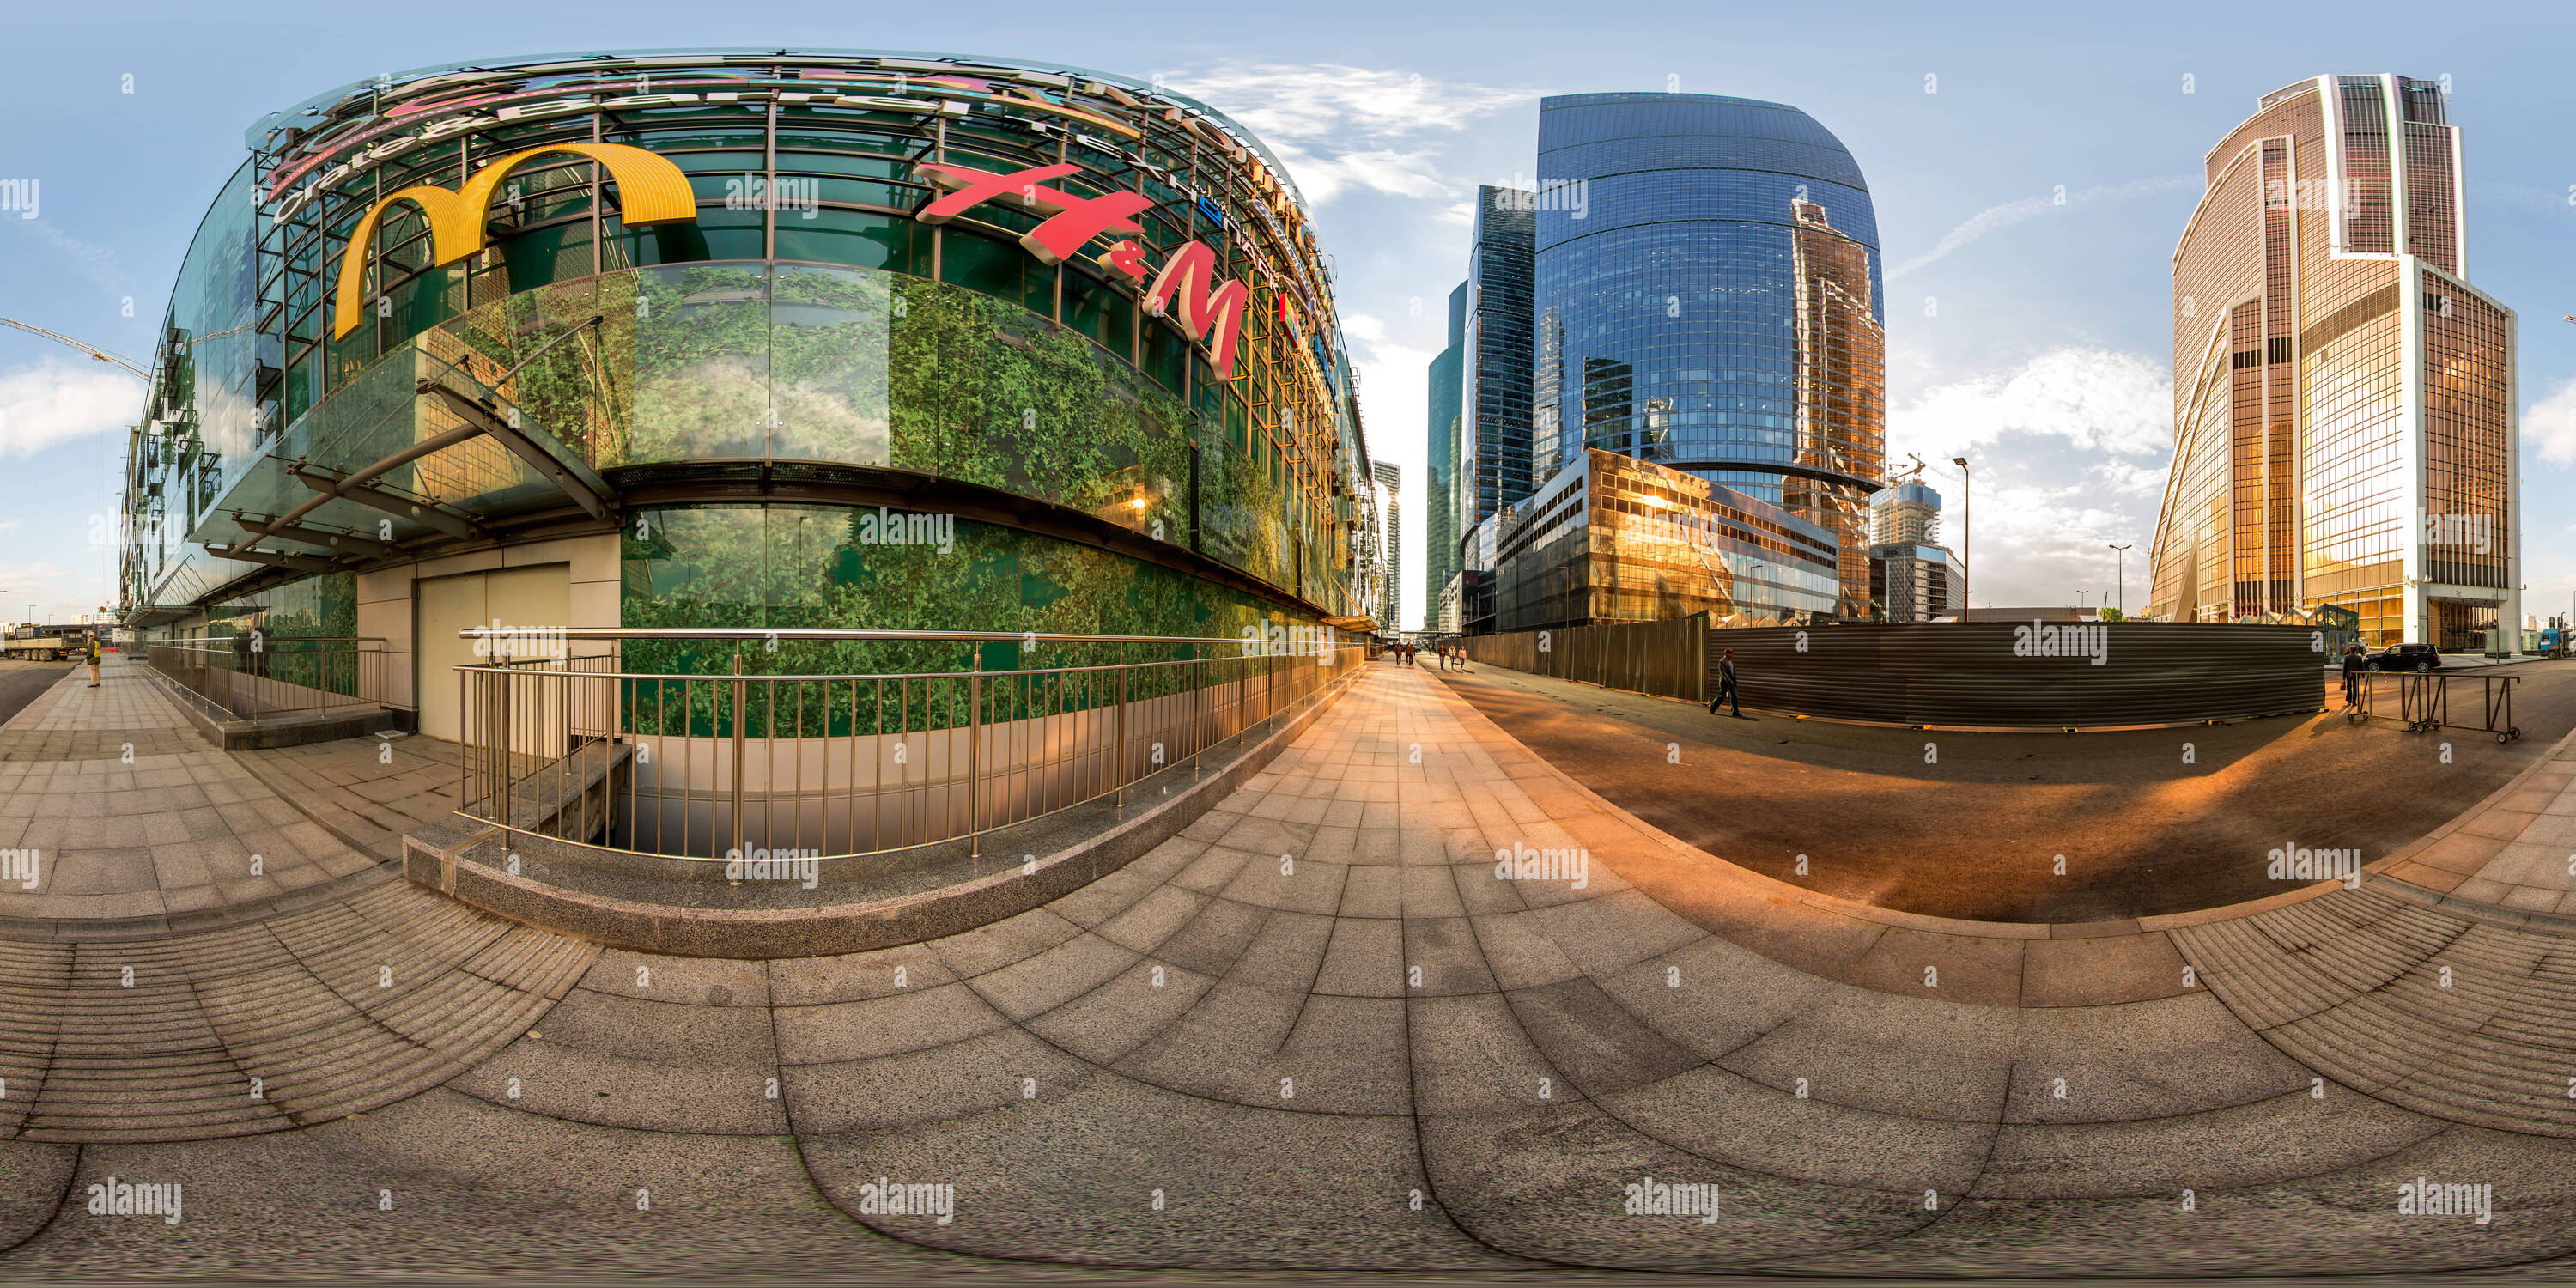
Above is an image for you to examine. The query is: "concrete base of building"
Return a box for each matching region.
[399,667,1358,958]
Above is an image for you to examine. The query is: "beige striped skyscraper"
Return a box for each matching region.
[2148,75,2517,647]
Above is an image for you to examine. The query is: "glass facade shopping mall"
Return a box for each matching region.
[119,49,1383,737]
[1531,93,1887,620]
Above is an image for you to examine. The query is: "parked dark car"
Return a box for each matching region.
[2368,641,2443,672]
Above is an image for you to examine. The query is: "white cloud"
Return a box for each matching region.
[1154,63,1533,204]
[1261,144,1456,204]
[1889,347,2172,459]
[7,218,129,294]
[1887,177,2196,280]
[2524,375,2576,467]
[0,559,110,626]
[1886,349,2173,609]
[0,359,140,458]
[1163,63,1531,141]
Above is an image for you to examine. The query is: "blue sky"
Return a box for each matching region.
[3,0,2572,631]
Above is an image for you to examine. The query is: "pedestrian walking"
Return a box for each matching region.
[1708,647,1744,719]
[2340,642,2367,709]
[84,633,102,688]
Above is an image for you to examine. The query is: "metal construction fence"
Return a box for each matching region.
[145,636,388,723]
[1464,619,2335,729]
[1463,617,1707,703]
[455,627,1368,863]
[2346,670,2522,743]
[1706,622,2329,727]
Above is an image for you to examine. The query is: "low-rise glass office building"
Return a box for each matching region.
[1492,448,1837,634]
[120,49,1380,738]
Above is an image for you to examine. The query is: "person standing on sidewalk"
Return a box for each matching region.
[1708,647,1744,719]
[2340,642,2367,709]
[84,633,102,688]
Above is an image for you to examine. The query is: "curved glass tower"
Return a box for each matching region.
[1534,92,1886,618]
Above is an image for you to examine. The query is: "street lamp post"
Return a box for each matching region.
[1951,457,1971,621]
[2077,589,2092,615]
[2108,544,2131,617]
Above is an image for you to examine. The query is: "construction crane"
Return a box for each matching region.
[0,317,149,380]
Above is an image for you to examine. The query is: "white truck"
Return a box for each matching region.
[3,629,81,662]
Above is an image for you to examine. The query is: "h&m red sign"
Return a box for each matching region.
[916,162,1249,380]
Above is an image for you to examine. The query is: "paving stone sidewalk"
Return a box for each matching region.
[2380,728,2576,916]
[4,659,2573,1279]
[0,657,455,933]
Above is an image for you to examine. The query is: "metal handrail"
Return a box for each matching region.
[143,635,388,722]
[471,627,1340,647]
[450,628,1365,872]
[454,654,1324,683]
[154,635,386,642]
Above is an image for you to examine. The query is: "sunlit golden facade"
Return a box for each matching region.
[1492,449,1838,633]
[1786,199,1887,619]
[2149,75,2518,647]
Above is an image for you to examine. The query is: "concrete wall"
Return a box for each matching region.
[355,532,621,723]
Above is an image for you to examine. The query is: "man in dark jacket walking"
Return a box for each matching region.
[2340,642,2367,709]
[1709,647,1744,718]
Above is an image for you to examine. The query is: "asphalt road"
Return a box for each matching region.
[1437,658,2576,924]
[0,660,70,728]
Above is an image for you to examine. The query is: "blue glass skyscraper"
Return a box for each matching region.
[1534,92,1887,617]
[1425,283,1467,615]
[1463,187,1535,535]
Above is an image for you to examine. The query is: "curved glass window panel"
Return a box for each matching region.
[434,272,635,471]
[614,125,770,150]
[387,263,467,349]
[496,220,597,295]
[938,228,1051,313]
[1061,264,1134,362]
[772,208,928,275]
[1142,325,1187,396]
[631,262,771,461]
[603,208,764,269]
[791,175,917,210]
[887,274,999,489]
[772,125,914,155]
[774,149,916,181]
[770,264,890,466]
[282,355,319,437]
[1194,421,1287,589]
[510,180,595,228]
[618,501,1310,691]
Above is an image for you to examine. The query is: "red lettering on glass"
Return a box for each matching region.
[1144,241,1249,380]
[916,162,1149,265]
[918,161,1252,380]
